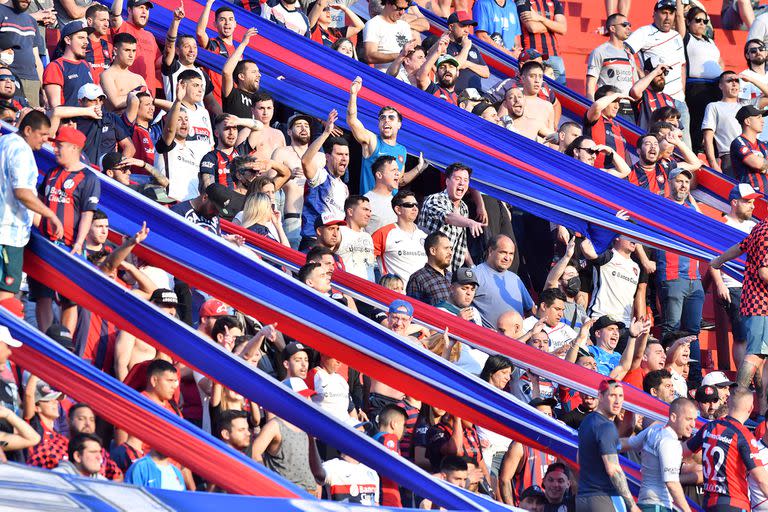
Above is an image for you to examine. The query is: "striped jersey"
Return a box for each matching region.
[39,166,101,247]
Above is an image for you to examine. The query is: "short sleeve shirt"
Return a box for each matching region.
[577,411,620,496]
[624,24,686,100]
[473,0,520,49]
[0,133,38,247]
[586,42,637,97]
[701,101,742,154]
[0,4,39,80]
[362,16,411,71]
[739,218,768,316]
[732,135,768,193]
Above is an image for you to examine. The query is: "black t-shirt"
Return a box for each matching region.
[171,199,221,235]
[76,113,130,164]
[446,40,486,92]
[223,87,259,118]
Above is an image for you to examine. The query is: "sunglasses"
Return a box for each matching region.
[724,77,740,84]
[749,47,766,54]
[394,4,409,10]
[612,21,631,28]
[692,17,709,24]
[0,76,13,82]
[578,147,600,155]
[379,113,399,121]
[397,201,419,208]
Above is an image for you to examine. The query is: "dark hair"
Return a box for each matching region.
[377,404,407,428]
[344,194,369,212]
[178,69,203,83]
[439,454,468,473]
[643,368,672,394]
[719,70,737,83]
[113,32,137,47]
[253,91,273,104]
[605,12,623,31]
[520,60,544,75]
[661,330,694,349]
[92,209,108,222]
[18,109,50,133]
[323,136,349,154]
[211,315,241,342]
[538,288,567,307]
[445,162,472,179]
[648,120,678,133]
[216,409,248,439]
[594,84,620,101]
[564,136,593,158]
[68,432,102,462]
[745,38,766,67]
[558,120,581,134]
[544,461,570,478]
[685,6,707,26]
[67,402,93,423]
[215,5,234,17]
[306,245,334,263]
[636,133,659,149]
[392,190,416,209]
[249,175,275,195]
[147,359,177,381]
[372,155,396,175]
[424,230,448,252]
[377,106,402,122]
[332,37,355,54]
[233,59,257,84]
[85,3,109,18]
[479,354,514,382]
[87,249,110,264]
[297,262,322,284]
[176,34,196,48]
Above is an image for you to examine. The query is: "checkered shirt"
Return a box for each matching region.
[739,217,768,316]
[26,424,68,469]
[417,190,469,273]
[406,264,452,306]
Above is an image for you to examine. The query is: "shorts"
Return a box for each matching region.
[27,277,75,308]
[745,315,768,356]
[721,288,746,342]
[0,245,24,294]
[575,495,627,512]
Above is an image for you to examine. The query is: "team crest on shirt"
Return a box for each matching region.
[63,179,75,190]
[398,155,404,163]
[741,145,751,155]
[385,439,395,449]
[4,276,14,286]
[657,174,665,185]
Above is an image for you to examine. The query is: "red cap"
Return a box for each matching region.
[53,126,86,149]
[199,299,230,318]
[0,297,24,319]
[598,379,622,394]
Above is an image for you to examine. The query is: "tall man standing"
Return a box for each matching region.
[110,0,161,94]
[586,12,636,115]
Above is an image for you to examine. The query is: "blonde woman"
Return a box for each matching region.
[240,192,289,247]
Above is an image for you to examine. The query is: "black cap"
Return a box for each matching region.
[45,324,75,352]
[694,384,720,403]
[139,184,176,205]
[736,105,768,124]
[127,0,154,8]
[149,288,179,307]
[654,0,676,11]
[589,315,625,340]
[470,101,494,117]
[60,21,94,40]
[520,485,545,500]
[452,267,479,286]
[100,151,123,172]
[446,12,477,26]
[529,397,558,409]
[205,183,235,215]
[288,113,313,128]
[0,32,20,51]
[284,341,308,358]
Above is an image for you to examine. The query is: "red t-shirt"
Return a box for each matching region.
[113,21,160,91]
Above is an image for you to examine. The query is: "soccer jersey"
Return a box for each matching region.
[628,161,669,196]
[42,58,96,106]
[157,138,199,201]
[74,307,119,374]
[586,42,637,98]
[739,218,768,316]
[322,458,379,505]
[371,223,427,284]
[582,114,627,169]
[199,148,238,189]
[308,367,353,425]
[336,226,375,280]
[39,166,101,247]
[626,424,682,509]
[722,216,757,289]
[516,0,564,57]
[522,315,577,353]
[121,115,156,171]
[625,24,686,100]
[301,167,348,238]
[359,136,406,194]
[161,59,213,103]
[181,104,214,161]
[634,88,676,132]
[85,37,112,80]
[733,135,768,193]
[588,249,640,325]
[513,445,557,505]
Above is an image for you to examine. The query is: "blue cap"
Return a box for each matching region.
[388,299,413,316]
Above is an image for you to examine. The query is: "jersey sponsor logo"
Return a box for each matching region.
[610,270,639,286]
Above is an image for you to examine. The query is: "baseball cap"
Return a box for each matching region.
[288,113,312,128]
[736,104,768,124]
[204,183,235,215]
[694,384,720,403]
[0,297,24,319]
[388,299,414,316]
[729,183,762,201]
[529,397,558,409]
[452,267,479,286]
[654,0,676,11]
[458,88,483,103]
[520,485,545,500]
[314,211,346,230]
[139,184,176,205]
[127,0,154,8]
[284,341,309,358]
[643,55,663,73]
[589,315,625,340]
[446,11,477,26]
[518,48,543,64]
[0,32,20,51]
[45,324,75,352]
[0,326,21,348]
[284,376,316,398]
[668,167,693,181]
[60,20,94,40]
[702,371,736,388]
[199,298,230,318]
[150,288,179,307]
[100,151,123,172]
[77,83,105,101]
[34,380,62,403]
[436,54,460,68]
[598,378,622,393]
[470,101,494,117]
[53,126,86,149]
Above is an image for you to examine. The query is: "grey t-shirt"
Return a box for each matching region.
[577,411,620,497]
[702,101,743,154]
[626,424,682,508]
[586,42,637,100]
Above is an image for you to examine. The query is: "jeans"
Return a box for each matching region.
[674,99,693,150]
[545,55,567,86]
[659,278,704,386]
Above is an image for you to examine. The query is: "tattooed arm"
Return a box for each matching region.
[603,453,638,511]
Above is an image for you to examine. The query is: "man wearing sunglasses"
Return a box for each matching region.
[371,191,427,284]
[739,39,768,142]
[586,13,637,121]
[362,0,414,72]
[629,57,676,132]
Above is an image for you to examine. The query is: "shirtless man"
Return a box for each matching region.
[100,33,147,113]
[270,114,315,249]
[113,288,175,381]
[518,61,554,142]
[240,91,286,160]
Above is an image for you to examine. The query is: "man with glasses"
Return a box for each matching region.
[586,13,636,122]
[566,135,632,178]
[372,190,427,284]
[362,0,413,72]
[740,39,768,143]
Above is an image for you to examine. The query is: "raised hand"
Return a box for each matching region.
[350,76,362,95]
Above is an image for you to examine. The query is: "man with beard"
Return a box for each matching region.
[199,114,262,190]
[740,39,768,142]
[67,403,123,480]
[444,12,489,92]
[587,315,647,379]
[300,110,349,250]
[731,105,768,193]
[213,410,251,456]
[171,183,230,236]
[85,5,111,81]
[711,184,761,368]
[43,21,96,108]
[406,231,452,306]
[110,0,161,94]
[0,0,43,107]
[221,28,259,118]
[629,59,677,133]
[627,134,669,195]
[499,86,541,140]
[416,35,461,103]
[100,33,147,113]
[196,1,237,104]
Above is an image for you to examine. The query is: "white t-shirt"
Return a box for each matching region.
[336,226,376,281]
[739,68,768,141]
[322,458,380,505]
[702,101,743,154]
[748,12,768,46]
[670,369,687,399]
[182,103,214,162]
[362,16,412,71]
[477,426,512,471]
[363,190,397,234]
[625,24,686,100]
[750,440,768,511]
[371,223,427,283]
[510,368,557,403]
[158,138,199,201]
[588,249,640,325]
[722,215,757,289]
[684,35,721,80]
[522,315,577,355]
[310,367,354,425]
[625,424,682,509]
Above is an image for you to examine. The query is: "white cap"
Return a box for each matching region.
[77,83,105,101]
[0,326,22,348]
[702,371,735,388]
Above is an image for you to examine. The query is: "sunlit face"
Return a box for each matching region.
[733,197,756,221]
[66,31,89,59]
[177,36,198,65]
[253,99,274,124]
[375,159,401,190]
[36,399,60,420]
[388,311,412,336]
[540,299,565,327]
[644,343,666,370]
[0,71,15,98]
[394,195,419,222]
[446,169,470,202]
[328,143,349,178]
[598,383,624,417]
[176,111,189,138]
[487,237,515,272]
[290,120,311,145]
[671,173,691,201]
[88,10,110,36]
[378,108,401,139]
[348,200,372,228]
[238,62,261,92]
[489,367,511,389]
[429,236,453,269]
[23,125,51,151]
[521,68,543,95]
[223,417,251,450]
[137,95,155,121]
[70,406,96,434]
[182,77,204,104]
[218,123,239,148]
[403,49,425,72]
[504,87,525,117]
[652,377,676,403]
[654,7,675,32]
[129,4,150,28]
[595,324,621,351]
[75,439,104,475]
[115,42,137,66]
[639,136,660,164]
[443,469,468,488]
[150,370,179,401]
[54,140,82,166]
[335,40,354,58]
[216,11,236,38]
[543,469,570,502]
[284,350,309,378]
[528,332,549,351]
[670,403,697,439]
[451,283,476,308]
[88,218,109,245]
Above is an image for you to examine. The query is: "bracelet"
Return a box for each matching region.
[142,161,147,169]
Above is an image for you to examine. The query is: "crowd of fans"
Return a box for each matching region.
[3,0,768,510]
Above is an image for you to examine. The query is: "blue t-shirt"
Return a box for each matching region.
[472,262,534,328]
[472,0,521,50]
[359,136,406,195]
[577,411,620,497]
[0,4,40,80]
[588,345,621,376]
